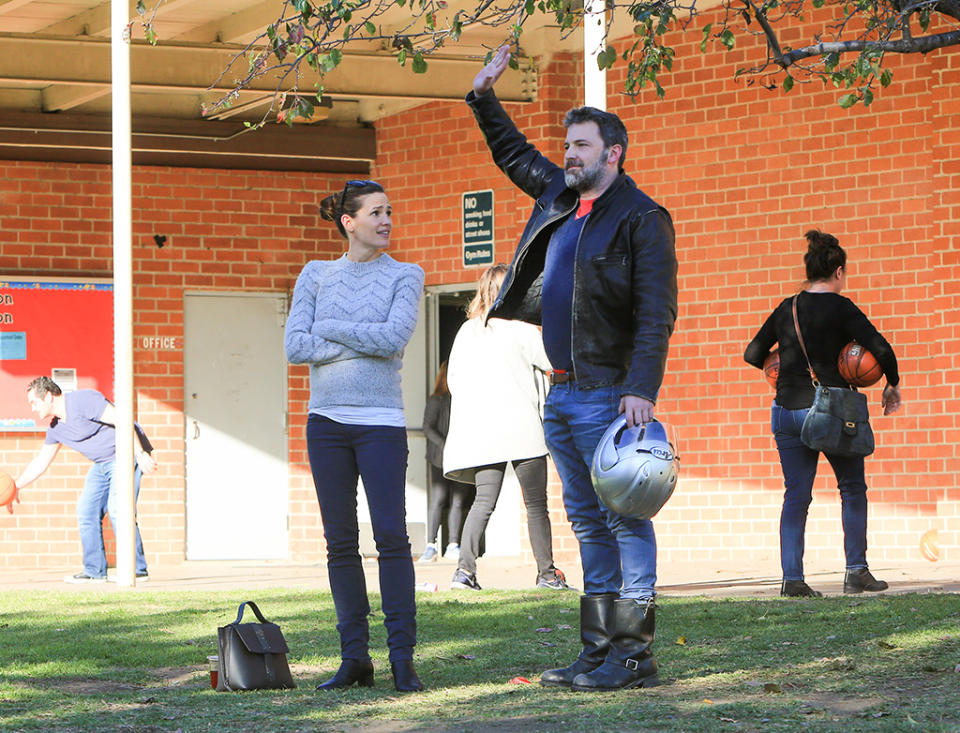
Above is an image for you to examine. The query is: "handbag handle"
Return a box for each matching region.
[233,600,271,625]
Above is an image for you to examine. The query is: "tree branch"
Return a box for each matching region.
[778,28,960,67]
[741,0,784,60]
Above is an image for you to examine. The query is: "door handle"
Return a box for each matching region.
[192,420,199,440]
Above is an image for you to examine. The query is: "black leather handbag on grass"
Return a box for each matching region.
[216,600,296,691]
[791,296,875,458]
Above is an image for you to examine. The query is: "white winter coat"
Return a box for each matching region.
[443,317,551,484]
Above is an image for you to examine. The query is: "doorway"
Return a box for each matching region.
[420,284,522,558]
[183,293,289,560]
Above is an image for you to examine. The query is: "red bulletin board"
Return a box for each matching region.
[0,278,113,431]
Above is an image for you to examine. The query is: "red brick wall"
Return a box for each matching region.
[0,164,350,569]
[379,15,960,569]
[1,6,957,574]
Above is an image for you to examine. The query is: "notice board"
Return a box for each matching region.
[0,278,113,431]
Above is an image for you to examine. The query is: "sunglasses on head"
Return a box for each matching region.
[340,180,380,216]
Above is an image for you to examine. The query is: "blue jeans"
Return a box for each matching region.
[306,415,417,663]
[772,403,869,581]
[77,460,147,577]
[543,383,657,600]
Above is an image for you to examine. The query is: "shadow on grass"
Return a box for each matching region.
[0,590,957,731]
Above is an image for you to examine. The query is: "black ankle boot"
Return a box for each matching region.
[781,580,823,597]
[540,593,617,688]
[316,659,374,690]
[570,599,660,692]
[844,568,888,593]
[391,660,424,692]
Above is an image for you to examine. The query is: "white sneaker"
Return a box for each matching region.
[107,572,150,583]
[444,543,460,562]
[418,543,439,563]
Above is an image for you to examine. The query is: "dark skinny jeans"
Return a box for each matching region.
[306,414,417,663]
[772,403,870,581]
[426,464,473,546]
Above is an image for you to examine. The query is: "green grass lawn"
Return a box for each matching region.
[0,589,957,732]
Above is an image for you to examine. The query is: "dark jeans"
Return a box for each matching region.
[457,456,555,577]
[306,414,417,663]
[426,464,473,546]
[772,403,870,581]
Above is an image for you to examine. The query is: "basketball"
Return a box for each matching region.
[0,473,15,507]
[919,529,939,562]
[838,341,882,387]
[763,349,779,388]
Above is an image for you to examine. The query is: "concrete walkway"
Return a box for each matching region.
[1,555,957,597]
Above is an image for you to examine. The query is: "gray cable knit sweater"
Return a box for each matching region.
[285,253,424,412]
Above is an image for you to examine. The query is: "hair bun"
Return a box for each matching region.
[318,193,341,222]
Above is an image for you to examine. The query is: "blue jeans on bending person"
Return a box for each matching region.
[772,403,869,581]
[77,460,148,578]
[543,382,657,600]
[306,414,417,663]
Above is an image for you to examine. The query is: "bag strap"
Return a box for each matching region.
[792,294,855,392]
[791,295,820,386]
[234,600,270,625]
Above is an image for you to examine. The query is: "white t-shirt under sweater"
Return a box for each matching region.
[285,253,424,427]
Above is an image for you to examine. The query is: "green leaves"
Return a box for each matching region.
[719,29,736,50]
[700,23,713,53]
[783,74,794,92]
[412,51,428,74]
[293,0,314,16]
[838,92,858,108]
[597,45,618,70]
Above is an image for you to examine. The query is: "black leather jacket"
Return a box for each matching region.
[466,91,678,402]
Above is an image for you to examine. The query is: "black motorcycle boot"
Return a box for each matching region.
[844,568,888,593]
[570,598,659,691]
[540,593,617,687]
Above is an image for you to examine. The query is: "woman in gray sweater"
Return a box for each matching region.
[285,180,425,691]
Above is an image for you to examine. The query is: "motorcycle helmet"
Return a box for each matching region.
[590,416,679,519]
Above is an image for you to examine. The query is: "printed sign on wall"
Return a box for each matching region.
[462,189,494,268]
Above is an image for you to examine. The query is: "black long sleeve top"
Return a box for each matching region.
[744,290,899,409]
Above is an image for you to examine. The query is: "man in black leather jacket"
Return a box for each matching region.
[466,46,678,692]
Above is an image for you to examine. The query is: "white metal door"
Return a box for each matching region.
[183,293,289,559]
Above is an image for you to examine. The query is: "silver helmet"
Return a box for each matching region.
[590,416,679,519]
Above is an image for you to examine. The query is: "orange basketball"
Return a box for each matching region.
[838,341,882,387]
[0,473,15,507]
[763,349,779,388]
[919,529,939,562]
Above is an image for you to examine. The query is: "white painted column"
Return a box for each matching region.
[584,0,607,110]
[111,0,136,587]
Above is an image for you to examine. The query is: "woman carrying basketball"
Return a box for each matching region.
[285,180,425,691]
[744,230,902,597]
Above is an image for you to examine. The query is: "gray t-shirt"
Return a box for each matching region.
[45,390,115,463]
[45,389,152,464]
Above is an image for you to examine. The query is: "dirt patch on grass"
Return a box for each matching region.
[37,679,144,694]
[328,720,571,733]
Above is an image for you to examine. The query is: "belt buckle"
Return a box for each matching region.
[550,370,571,385]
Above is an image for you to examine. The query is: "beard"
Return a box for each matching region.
[564,151,608,192]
